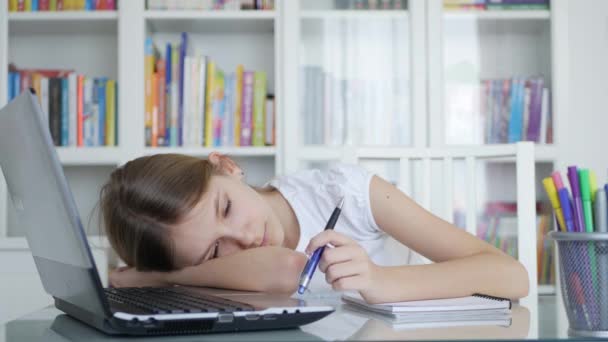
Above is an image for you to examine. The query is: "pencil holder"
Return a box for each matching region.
[549,231,608,338]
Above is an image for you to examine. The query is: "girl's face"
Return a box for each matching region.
[170,174,284,269]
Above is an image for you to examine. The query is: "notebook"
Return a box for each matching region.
[343,303,513,329]
[341,293,511,315]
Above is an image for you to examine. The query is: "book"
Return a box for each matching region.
[342,293,511,315]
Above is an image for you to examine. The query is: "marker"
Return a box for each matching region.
[542,177,566,231]
[572,273,592,329]
[567,166,586,232]
[590,171,598,203]
[580,169,594,232]
[297,197,344,295]
[553,172,575,232]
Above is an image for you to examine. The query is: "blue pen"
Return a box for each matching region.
[298,197,345,295]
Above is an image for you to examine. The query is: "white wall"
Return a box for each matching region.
[559,0,608,175]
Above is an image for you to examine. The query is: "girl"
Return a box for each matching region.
[102,152,528,304]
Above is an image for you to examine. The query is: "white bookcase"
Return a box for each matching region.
[0,0,569,323]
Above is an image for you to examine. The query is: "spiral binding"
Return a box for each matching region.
[472,293,512,309]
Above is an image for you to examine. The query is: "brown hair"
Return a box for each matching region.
[100,154,217,272]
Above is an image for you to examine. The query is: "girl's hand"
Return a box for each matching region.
[109,266,169,288]
[305,230,382,300]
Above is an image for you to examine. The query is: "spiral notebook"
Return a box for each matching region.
[341,293,511,315]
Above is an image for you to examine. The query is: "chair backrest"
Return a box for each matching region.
[325,142,538,310]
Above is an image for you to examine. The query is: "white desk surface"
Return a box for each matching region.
[0,294,579,341]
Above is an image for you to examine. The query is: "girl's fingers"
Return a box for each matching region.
[324,261,363,284]
[305,230,355,254]
[318,245,361,273]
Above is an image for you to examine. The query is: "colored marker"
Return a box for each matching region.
[571,273,592,329]
[580,169,595,232]
[590,171,598,203]
[542,177,566,231]
[567,166,586,232]
[557,188,575,232]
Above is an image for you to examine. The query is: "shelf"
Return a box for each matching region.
[56,147,123,166]
[143,146,277,157]
[443,10,550,21]
[8,11,118,35]
[145,10,276,33]
[300,10,408,20]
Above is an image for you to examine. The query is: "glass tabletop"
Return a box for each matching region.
[0,295,584,341]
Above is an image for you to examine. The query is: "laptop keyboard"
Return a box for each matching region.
[105,287,255,315]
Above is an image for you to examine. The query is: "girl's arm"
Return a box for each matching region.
[109,246,307,293]
[367,175,529,302]
[306,175,529,304]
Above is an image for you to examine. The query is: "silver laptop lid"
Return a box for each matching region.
[0,90,110,317]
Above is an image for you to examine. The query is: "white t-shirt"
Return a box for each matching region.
[267,163,424,292]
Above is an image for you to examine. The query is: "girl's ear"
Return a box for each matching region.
[208,152,244,180]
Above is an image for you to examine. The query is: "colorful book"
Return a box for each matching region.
[240,71,254,146]
[144,37,155,146]
[60,77,69,146]
[106,79,116,146]
[204,60,215,147]
[77,75,84,146]
[252,71,267,146]
[234,64,244,146]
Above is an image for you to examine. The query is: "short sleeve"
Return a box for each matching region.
[325,164,382,235]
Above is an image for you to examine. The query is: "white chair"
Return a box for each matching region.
[306,141,538,336]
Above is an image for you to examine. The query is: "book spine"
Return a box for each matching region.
[170,44,179,147]
[213,69,225,147]
[178,32,187,146]
[24,0,31,11]
[83,78,93,146]
[521,80,531,141]
[105,79,116,146]
[157,59,166,147]
[234,64,243,146]
[56,0,63,10]
[507,78,522,143]
[152,69,159,147]
[76,75,84,146]
[68,73,77,146]
[252,71,266,146]
[40,77,49,128]
[39,0,48,9]
[240,71,254,146]
[204,60,215,147]
[164,43,172,146]
[222,73,234,147]
[198,56,207,147]
[9,0,18,12]
[526,78,544,142]
[98,78,106,145]
[49,78,62,146]
[539,87,549,144]
[265,95,274,145]
[61,78,69,146]
[181,57,191,146]
[144,37,154,146]
[32,0,38,11]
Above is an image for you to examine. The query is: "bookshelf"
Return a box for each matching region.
[0,0,569,321]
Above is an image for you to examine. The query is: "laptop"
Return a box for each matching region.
[0,90,334,336]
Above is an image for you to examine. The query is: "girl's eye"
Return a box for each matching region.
[224,199,231,217]
[212,240,220,259]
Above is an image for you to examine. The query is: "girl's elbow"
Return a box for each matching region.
[512,260,530,299]
[269,251,308,293]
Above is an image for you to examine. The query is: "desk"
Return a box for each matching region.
[0,295,575,341]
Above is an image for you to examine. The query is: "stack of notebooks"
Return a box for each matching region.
[341,293,512,329]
